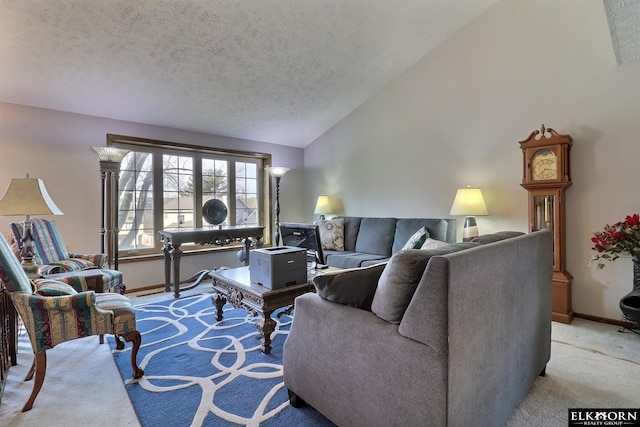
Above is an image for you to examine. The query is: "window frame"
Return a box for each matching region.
[107,134,273,260]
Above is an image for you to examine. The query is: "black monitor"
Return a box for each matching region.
[279,222,325,266]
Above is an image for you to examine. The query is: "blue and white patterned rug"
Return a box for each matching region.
[108,293,334,427]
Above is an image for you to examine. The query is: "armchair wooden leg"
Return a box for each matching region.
[121,330,144,379]
[25,357,36,381]
[22,351,46,412]
[114,334,125,350]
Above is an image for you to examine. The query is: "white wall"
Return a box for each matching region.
[304,0,640,321]
[0,102,305,291]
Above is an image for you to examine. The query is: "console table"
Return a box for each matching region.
[159,226,264,298]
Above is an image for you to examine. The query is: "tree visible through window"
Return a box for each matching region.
[108,134,268,257]
[119,151,154,252]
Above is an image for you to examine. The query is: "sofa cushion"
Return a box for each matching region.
[355,217,397,256]
[342,217,362,252]
[392,219,450,253]
[325,252,389,269]
[361,258,390,267]
[318,218,345,251]
[401,226,429,250]
[312,263,387,310]
[471,231,525,244]
[372,243,480,324]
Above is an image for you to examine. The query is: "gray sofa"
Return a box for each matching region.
[283,229,553,427]
[322,216,457,268]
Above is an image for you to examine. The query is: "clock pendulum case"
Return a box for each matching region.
[519,125,574,324]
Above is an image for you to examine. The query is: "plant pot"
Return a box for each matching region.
[620,257,640,325]
[620,292,640,324]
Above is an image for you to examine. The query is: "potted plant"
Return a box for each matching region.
[591,213,640,326]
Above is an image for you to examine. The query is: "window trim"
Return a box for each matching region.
[106,134,273,260]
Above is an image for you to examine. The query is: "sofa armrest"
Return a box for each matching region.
[312,263,386,310]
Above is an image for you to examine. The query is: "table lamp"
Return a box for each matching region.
[314,195,333,220]
[0,175,63,277]
[449,186,488,242]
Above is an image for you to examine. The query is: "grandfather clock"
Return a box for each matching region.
[519,125,574,324]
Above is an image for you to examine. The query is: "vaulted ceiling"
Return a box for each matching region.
[1,1,501,147]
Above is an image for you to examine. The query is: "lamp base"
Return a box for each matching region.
[21,261,41,279]
[462,216,479,242]
[20,218,42,279]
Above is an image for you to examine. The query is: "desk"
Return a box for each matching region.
[159,226,264,298]
[209,266,335,354]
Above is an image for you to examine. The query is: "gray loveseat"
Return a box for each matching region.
[321,216,457,268]
[283,229,553,427]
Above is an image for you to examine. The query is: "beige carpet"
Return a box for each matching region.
[2,285,640,427]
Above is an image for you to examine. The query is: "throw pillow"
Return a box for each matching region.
[371,250,433,324]
[33,279,79,296]
[401,226,429,250]
[318,218,345,251]
[313,263,387,310]
[420,238,449,250]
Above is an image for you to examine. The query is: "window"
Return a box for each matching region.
[108,134,271,258]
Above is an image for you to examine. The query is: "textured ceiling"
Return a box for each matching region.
[0,0,498,148]
[604,0,640,65]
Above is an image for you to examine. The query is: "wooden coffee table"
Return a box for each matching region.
[209,266,333,354]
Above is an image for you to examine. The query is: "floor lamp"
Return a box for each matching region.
[0,175,63,278]
[90,146,130,270]
[266,166,290,246]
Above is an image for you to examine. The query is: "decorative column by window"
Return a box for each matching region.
[90,146,130,270]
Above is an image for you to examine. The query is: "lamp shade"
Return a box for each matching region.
[314,195,333,215]
[89,146,130,163]
[266,166,290,178]
[449,187,488,216]
[0,177,63,216]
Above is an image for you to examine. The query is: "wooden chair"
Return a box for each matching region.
[0,233,143,412]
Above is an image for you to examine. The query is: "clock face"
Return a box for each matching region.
[531,149,558,181]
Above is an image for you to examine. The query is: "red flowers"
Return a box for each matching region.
[591,213,640,269]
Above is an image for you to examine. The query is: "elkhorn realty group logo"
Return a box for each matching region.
[569,409,640,426]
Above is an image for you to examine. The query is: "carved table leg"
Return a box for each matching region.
[170,245,182,299]
[162,240,172,293]
[256,310,276,354]
[243,238,252,266]
[212,294,227,321]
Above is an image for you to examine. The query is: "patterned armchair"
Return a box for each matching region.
[10,218,125,293]
[0,232,143,412]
